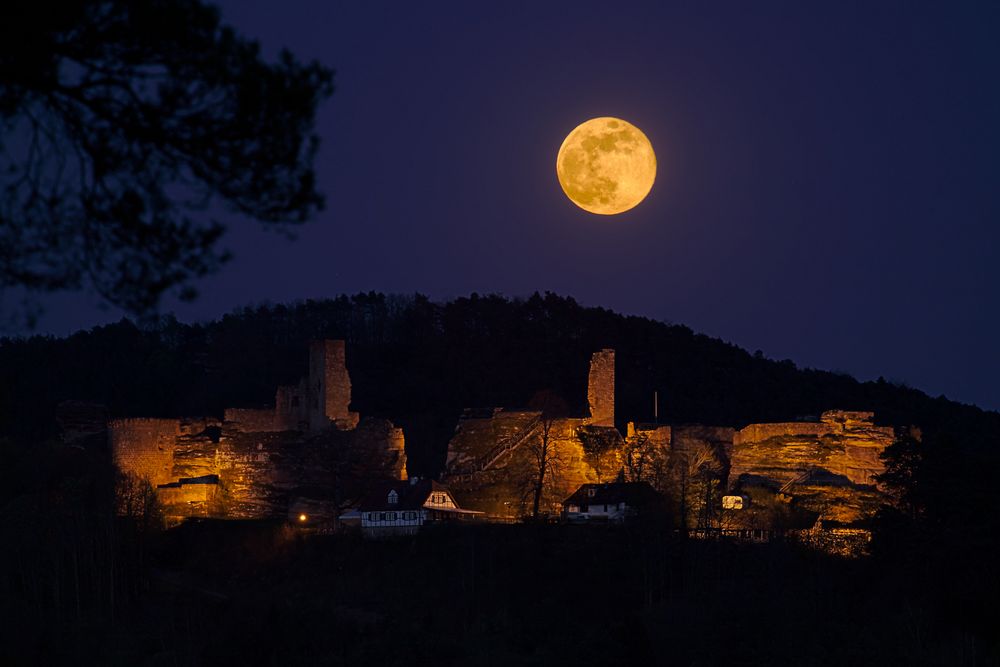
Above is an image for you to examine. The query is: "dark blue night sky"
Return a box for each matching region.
[30,1,1000,411]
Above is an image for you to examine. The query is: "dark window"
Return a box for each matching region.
[581,504,589,513]
[386,512,397,521]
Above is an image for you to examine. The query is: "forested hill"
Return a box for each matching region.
[2,292,997,475]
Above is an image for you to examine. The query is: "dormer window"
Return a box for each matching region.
[587,488,596,498]
[388,489,398,505]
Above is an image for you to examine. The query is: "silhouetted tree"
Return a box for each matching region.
[524,389,570,518]
[668,443,719,534]
[577,424,624,482]
[876,433,924,521]
[0,0,333,316]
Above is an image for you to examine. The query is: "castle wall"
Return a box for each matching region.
[309,340,358,430]
[110,418,180,486]
[275,384,306,430]
[587,349,615,427]
[106,340,406,524]
[224,408,283,433]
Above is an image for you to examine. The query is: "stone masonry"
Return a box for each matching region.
[111,340,403,523]
[587,348,615,427]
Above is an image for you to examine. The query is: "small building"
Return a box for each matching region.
[355,478,482,537]
[722,495,749,510]
[562,481,663,523]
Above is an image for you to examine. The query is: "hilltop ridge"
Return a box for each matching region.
[1,292,996,476]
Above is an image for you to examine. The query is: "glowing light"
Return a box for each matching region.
[556,117,656,215]
[298,513,307,522]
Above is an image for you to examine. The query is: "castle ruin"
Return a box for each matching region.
[106,337,901,549]
[442,349,899,540]
[110,340,405,523]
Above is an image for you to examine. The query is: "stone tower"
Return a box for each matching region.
[308,340,358,431]
[587,348,615,427]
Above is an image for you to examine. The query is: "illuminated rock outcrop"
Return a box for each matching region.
[110,340,404,523]
[727,411,896,528]
[730,411,893,488]
[443,350,621,517]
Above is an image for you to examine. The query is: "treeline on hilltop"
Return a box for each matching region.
[1,292,997,475]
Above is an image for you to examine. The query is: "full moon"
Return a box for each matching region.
[556,117,656,215]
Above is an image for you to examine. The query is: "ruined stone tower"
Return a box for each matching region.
[587,349,615,427]
[308,339,357,431]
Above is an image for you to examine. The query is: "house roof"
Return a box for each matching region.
[562,482,663,508]
[358,479,454,511]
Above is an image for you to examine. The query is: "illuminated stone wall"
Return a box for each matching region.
[110,418,180,486]
[308,340,359,430]
[109,340,404,523]
[444,414,600,518]
[587,349,615,427]
[223,408,283,432]
[444,348,620,517]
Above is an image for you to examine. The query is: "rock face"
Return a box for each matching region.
[730,411,893,488]
[443,411,599,517]
[443,350,622,518]
[110,341,404,523]
[727,411,896,526]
